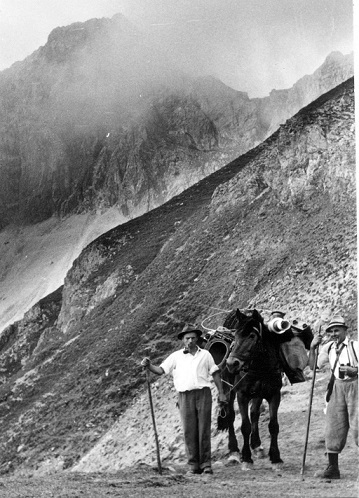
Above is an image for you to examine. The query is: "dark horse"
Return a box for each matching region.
[219,308,294,470]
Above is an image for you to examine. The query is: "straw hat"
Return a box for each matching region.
[325,315,348,332]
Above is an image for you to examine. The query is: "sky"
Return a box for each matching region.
[0,0,355,97]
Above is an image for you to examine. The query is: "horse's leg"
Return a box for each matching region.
[227,391,241,464]
[250,398,265,458]
[268,390,283,466]
[237,394,253,469]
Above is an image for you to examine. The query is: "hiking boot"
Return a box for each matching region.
[186,469,201,476]
[314,465,340,479]
[202,467,213,475]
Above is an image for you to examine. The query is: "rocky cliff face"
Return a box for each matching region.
[0,78,355,475]
[0,13,353,228]
[258,51,355,137]
[0,15,353,332]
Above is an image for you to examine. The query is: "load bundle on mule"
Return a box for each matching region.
[201,308,313,385]
[268,310,313,383]
[200,308,313,468]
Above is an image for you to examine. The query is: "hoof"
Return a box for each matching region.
[253,446,266,459]
[227,452,241,465]
[271,462,284,471]
[241,461,254,471]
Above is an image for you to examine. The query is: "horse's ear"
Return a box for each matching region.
[252,309,263,323]
[236,308,247,321]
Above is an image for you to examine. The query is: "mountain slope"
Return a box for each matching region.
[0,20,353,332]
[0,77,355,475]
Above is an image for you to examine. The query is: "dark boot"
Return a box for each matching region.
[315,453,340,479]
[315,464,340,479]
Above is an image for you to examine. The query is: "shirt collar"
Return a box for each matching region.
[183,346,201,355]
[331,337,349,349]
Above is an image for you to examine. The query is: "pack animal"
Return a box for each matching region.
[218,308,295,470]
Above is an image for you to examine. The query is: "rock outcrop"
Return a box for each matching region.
[0,287,62,384]
[0,78,355,475]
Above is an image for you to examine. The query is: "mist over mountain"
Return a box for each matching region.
[0,14,353,227]
[0,14,354,334]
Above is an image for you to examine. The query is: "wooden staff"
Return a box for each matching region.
[301,325,321,478]
[145,368,162,475]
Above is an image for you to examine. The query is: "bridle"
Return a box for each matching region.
[227,321,263,363]
[221,322,263,394]
[221,371,249,393]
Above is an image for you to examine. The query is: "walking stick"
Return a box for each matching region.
[145,367,162,475]
[301,326,321,478]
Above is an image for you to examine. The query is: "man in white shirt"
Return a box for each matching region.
[309,315,358,479]
[141,328,227,475]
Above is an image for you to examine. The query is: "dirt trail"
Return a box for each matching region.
[1,370,357,497]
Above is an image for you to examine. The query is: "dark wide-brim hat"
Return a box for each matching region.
[177,329,203,340]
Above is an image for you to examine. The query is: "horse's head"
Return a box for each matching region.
[225,309,264,374]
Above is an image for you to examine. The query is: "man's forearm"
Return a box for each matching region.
[308,348,317,370]
[212,371,224,395]
[148,364,164,375]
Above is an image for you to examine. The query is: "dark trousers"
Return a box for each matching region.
[177,387,212,470]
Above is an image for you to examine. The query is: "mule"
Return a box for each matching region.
[219,308,294,470]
